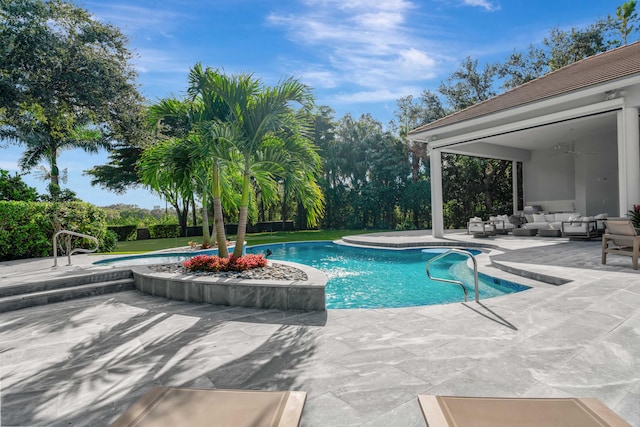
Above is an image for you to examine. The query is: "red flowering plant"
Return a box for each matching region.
[629,204,640,228]
[183,254,267,272]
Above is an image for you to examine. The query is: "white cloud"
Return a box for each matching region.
[267,0,440,94]
[331,85,423,104]
[462,0,500,12]
[86,3,189,34]
[300,69,340,89]
[133,48,189,75]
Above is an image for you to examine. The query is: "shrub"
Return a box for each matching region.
[183,254,267,273]
[100,230,118,252]
[0,200,113,260]
[150,224,179,239]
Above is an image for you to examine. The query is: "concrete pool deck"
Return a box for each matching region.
[0,230,639,426]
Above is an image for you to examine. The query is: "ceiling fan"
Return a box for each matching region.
[550,129,597,158]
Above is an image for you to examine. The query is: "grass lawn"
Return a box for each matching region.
[111,229,386,254]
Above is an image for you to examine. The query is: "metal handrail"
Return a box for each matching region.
[53,230,99,267]
[425,248,479,303]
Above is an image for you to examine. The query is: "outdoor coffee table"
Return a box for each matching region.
[513,228,538,236]
[539,229,562,237]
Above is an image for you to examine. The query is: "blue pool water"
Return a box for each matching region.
[246,242,529,309]
[95,242,529,309]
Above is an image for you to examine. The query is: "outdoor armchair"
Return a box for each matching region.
[602,219,640,270]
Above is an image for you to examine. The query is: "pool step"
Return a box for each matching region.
[0,270,134,313]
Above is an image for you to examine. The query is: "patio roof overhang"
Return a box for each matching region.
[408,75,640,160]
[409,74,640,238]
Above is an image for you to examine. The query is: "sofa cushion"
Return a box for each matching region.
[554,213,573,222]
[544,214,556,222]
[532,214,546,223]
[524,222,551,230]
[564,223,588,233]
[549,221,563,230]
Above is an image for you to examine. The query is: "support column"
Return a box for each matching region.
[617,107,640,216]
[512,161,518,215]
[430,148,444,238]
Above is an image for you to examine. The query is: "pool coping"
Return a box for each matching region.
[132,260,327,311]
[339,237,569,286]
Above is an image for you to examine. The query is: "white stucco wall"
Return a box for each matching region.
[524,148,575,207]
[523,135,618,215]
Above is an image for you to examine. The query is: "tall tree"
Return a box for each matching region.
[145,97,205,241]
[187,64,239,257]
[138,139,193,237]
[614,0,638,44]
[438,57,498,111]
[199,72,319,258]
[1,0,145,188]
[392,91,446,183]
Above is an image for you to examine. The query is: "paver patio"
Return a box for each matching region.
[0,231,639,426]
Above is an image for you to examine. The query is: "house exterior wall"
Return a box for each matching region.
[524,149,575,207]
[523,136,619,215]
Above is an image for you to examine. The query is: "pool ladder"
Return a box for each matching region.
[53,230,99,267]
[425,249,479,303]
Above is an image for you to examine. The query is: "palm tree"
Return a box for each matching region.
[187,64,237,257]
[199,71,318,257]
[138,138,193,237]
[15,122,107,189]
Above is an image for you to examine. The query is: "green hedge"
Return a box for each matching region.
[149,224,179,239]
[107,225,137,241]
[0,201,115,261]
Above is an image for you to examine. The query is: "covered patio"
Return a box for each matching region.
[409,42,640,238]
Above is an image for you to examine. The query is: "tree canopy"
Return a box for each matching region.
[0,0,146,188]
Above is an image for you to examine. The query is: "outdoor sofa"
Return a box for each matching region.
[488,214,515,234]
[467,217,496,237]
[522,212,607,238]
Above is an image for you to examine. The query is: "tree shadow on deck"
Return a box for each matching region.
[0,292,325,426]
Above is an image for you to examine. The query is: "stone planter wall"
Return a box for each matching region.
[132,261,326,311]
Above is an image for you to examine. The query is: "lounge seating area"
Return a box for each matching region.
[467,210,610,239]
[602,218,640,270]
[523,212,607,239]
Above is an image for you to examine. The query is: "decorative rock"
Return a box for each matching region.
[148,262,308,281]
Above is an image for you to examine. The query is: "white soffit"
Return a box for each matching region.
[428,97,624,149]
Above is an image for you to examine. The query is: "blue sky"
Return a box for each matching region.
[1,0,625,208]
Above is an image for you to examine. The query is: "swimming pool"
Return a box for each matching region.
[96,241,529,309]
[246,242,528,309]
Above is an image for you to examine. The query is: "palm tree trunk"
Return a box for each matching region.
[234,205,248,258]
[281,178,289,228]
[211,163,228,257]
[233,161,251,258]
[50,150,59,187]
[213,197,228,257]
[192,197,197,226]
[201,193,211,245]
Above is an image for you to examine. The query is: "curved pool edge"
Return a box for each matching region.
[338,236,571,286]
[131,260,328,311]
